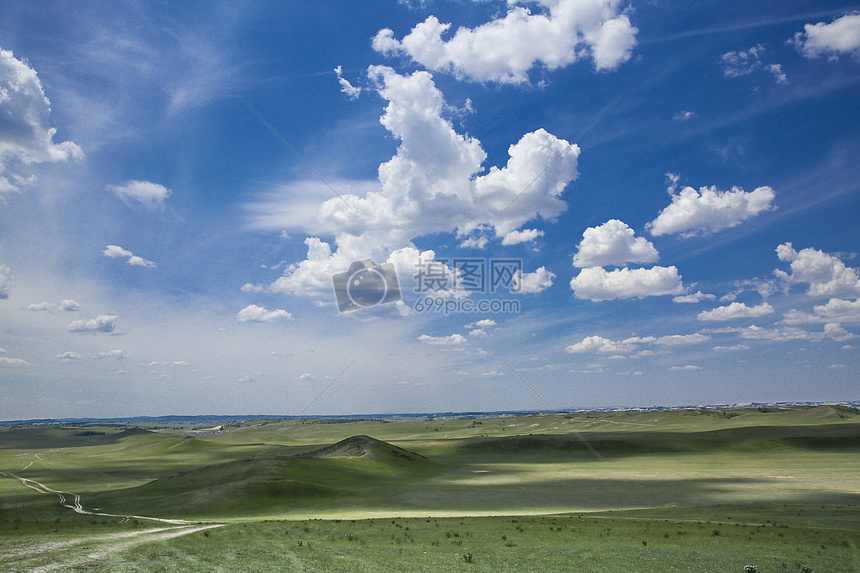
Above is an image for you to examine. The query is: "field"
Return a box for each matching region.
[1,405,859,571]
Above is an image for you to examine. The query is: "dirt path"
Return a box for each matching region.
[2,524,225,573]
[0,471,189,524]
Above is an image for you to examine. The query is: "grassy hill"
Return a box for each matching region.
[84,435,442,519]
[1,407,859,571]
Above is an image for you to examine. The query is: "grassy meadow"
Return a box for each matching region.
[1,405,858,571]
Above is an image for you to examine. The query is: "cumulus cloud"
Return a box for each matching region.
[467,318,500,337]
[103,245,156,268]
[669,365,701,371]
[256,67,579,300]
[68,315,117,334]
[57,351,83,361]
[702,323,849,343]
[514,266,555,294]
[569,265,684,301]
[790,12,860,60]
[27,299,80,312]
[782,298,860,324]
[0,48,83,198]
[566,335,635,354]
[766,63,788,84]
[106,180,171,209]
[774,243,860,298]
[573,219,659,267]
[824,322,856,342]
[720,44,765,77]
[647,184,775,237]
[372,0,638,84]
[653,333,710,346]
[0,356,30,367]
[501,228,544,246]
[697,302,775,321]
[566,332,708,354]
[673,291,716,303]
[418,333,467,345]
[96,349,125,359]
[0,264,11,299]
[236,304,292,322]
[334,65,362,99]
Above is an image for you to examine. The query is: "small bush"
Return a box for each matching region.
[462,552,473,563]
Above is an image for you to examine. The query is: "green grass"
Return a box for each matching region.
[1,406,858,570]
[1,507,857,572]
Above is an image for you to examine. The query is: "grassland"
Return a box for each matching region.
[1,405,858,571]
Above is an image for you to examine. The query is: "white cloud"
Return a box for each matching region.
[0,357,30,367]
[669,365,702,371]
[704,324,826,342]
[236,304,292,322]
[673,111,696,121]
[103,245,132,259]
[417,333,467,345]
[501,228,544,246]
[720,46,788,84]
[566,335,635,354]
[566,332,708,354]
[653,333,710,346]
[766,63,788,84]
[673,291,716,303]
[103,245,156,268]
[0,264,11,299]
[467,319,497,329]
[775,243,860,298]
[106,180,171,209]
[334,65,362,99]
[57,351,83,361]
[647,184,775,237]
[782,298,860,325]
[257,67,579,300]
[481,370,504,377]
[96,349,125,359]
[569,265,684,301]
[241,283,264,294]
[790,13,860,60]
[27,299,80,312]
[720,44,765,77]
[572,219,659,267]
[0,48,83,198]
[372,0,638,84]
[824,322,856,342]
[469,328,488,337]
[714,344,750,351]
[698,302,775,321]
[458,234,490,249]
[514,266,555,294]
[813,298,860,322]
[68,314,117,334]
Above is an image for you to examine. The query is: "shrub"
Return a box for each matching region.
[462,552,473,563]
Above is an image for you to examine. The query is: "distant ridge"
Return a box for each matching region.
[3,401,859,426]
[295,435,428,462]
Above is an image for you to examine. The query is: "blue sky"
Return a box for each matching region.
[1,0,858,420]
